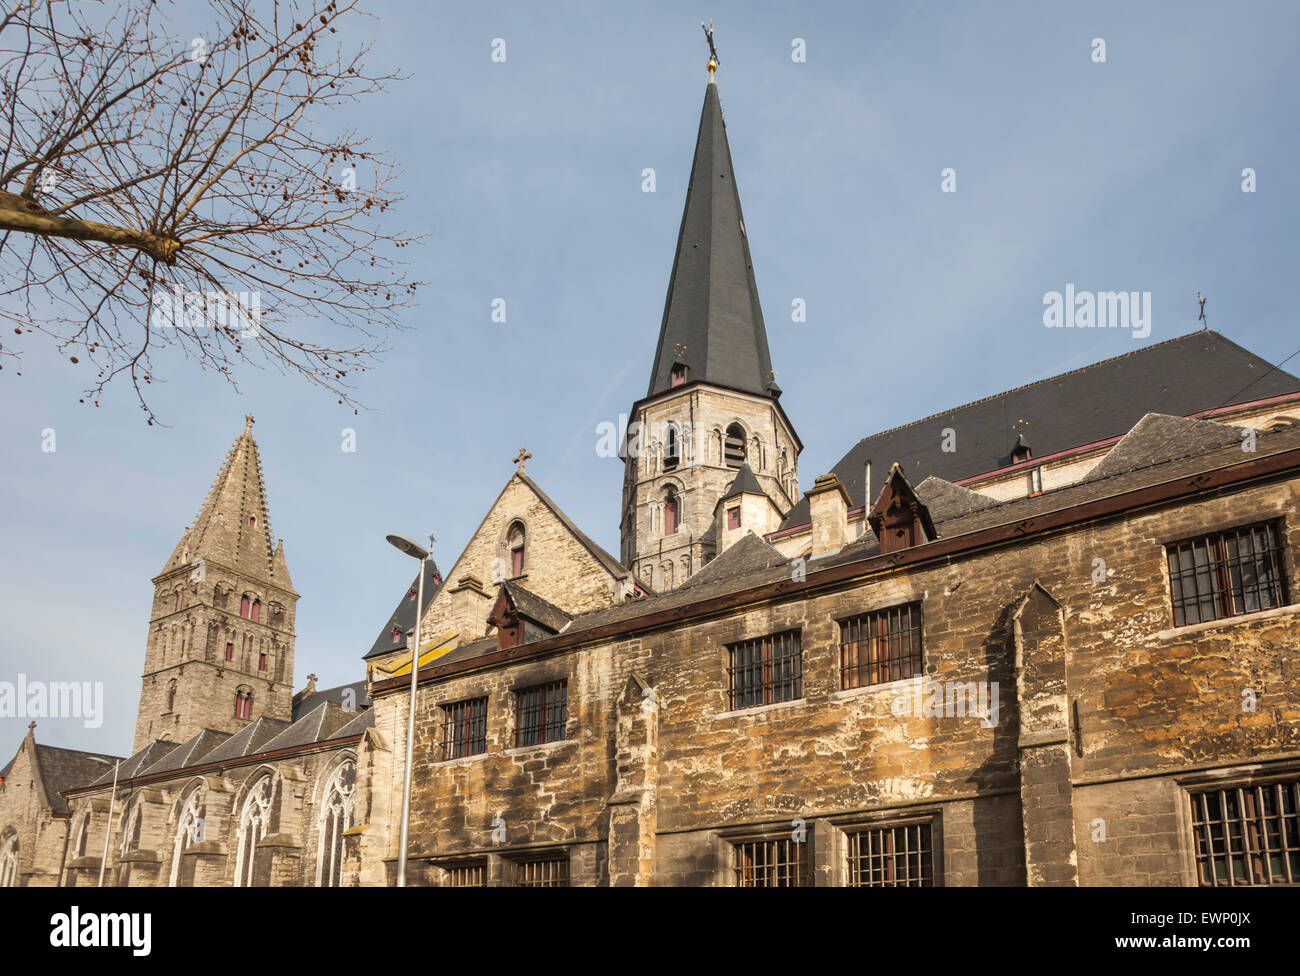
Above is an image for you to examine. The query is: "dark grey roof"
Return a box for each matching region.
[258,702,356,752]
[87,740,174,787]
[502,580,572,633]
[335,708,375,738]
[914,477,998,522]
[198,716,291,764]
[518,472,632,581]
[680,531,789,590]
[364,558,442,660]
[645,81,779,400]
[34,745,121,813]
[139,729,231,777]
[720,462,765,502]
[293,680,370,720]
[781,330,1300,529]
[1085,413,1243,481]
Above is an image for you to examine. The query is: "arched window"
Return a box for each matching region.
[120,797,142,860]
[240,595,250,618]
[169,789,205,887]
[72,814,90,859]
[235,687,253,720]
[173,591,180,611]
[507,521,526,578]
[250,600,261,623]
[663,488,680,536]
[166,679,177,713]
[664,424,680,471]
[661,561,674,589]
[316,759,356,887]
[724,423,747,468]
[0,831,18,887]
[234,775,274,887]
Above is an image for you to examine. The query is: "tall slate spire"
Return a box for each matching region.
[160,415,284,585]
[646,78,779,400]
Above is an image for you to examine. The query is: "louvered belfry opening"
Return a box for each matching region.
[724,423,747,468]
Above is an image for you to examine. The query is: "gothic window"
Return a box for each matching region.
[0,831,18,888]
[724,423,747,468]
[750,434,763,471]
[173,591,180,611]
[120,798,142,859]
[169,788,205,887]
[72,815,89,859]
[166,679,177,713]
[234,774,274,887]
[240,595,250,618]
[664,424,680,471]
[250,600,261,623]
[235,687,254,719]
[316,759,356,887]
[710,427,723,463]
[225,641,234,662]
[507,521,526,578]
[664,488,680,536]
[680,554,691,581]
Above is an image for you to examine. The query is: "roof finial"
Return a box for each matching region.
[243,413,255,434]
[1197,292,1208,330]
[701,19,719,80]
[27,720,36,733]
[513,447,532,472]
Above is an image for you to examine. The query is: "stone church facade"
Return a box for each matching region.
[4,69,1300,887]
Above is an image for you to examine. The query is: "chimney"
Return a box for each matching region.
[806,473,851,557]
[447,574,490,640]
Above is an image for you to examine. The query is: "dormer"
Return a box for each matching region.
[868,463,937,555]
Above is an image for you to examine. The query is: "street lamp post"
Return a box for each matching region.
[385,531,434,888]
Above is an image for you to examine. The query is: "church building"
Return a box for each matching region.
[4,58,1300,887]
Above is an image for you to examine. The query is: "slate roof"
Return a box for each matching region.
[139,729,231,777]
[33,745,121,814]
[781,330,1300,529]
[198,716,291,764]
[364,558,442,660]
[680,532,789,590]
[1084,413,1244,481]
[502,580,572,633]
[293,680,370,719]
[258,702,357,753]
[87,740,174,787]
[721,462,765,501]
[914,477,998,522]
[645,80,779,400]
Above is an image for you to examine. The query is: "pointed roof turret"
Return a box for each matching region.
[646,79,779,400]
[159,415,282,583]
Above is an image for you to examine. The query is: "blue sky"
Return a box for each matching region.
[3,0,1298,755]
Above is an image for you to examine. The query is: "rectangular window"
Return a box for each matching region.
[258,652,266,671]
[727,506,741,530]
[441,697,488,760]
[225,642,234,662]
[839,604,924,689]
[732,837,809,887]
[514,681,567,747]
[846,821,934,887]
[515,856,568,887]
[1190,778,1300,886]
[445,860,487,887]
[1166,521,1288,627]
[511,547,525,578]
[727,631,802,710]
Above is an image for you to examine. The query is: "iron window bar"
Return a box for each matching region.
[839,603,924,690]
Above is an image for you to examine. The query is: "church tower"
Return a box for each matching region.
[621,61,802,591]
[132,416,298,752]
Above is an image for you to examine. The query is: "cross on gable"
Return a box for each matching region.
[513,448,532,472]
